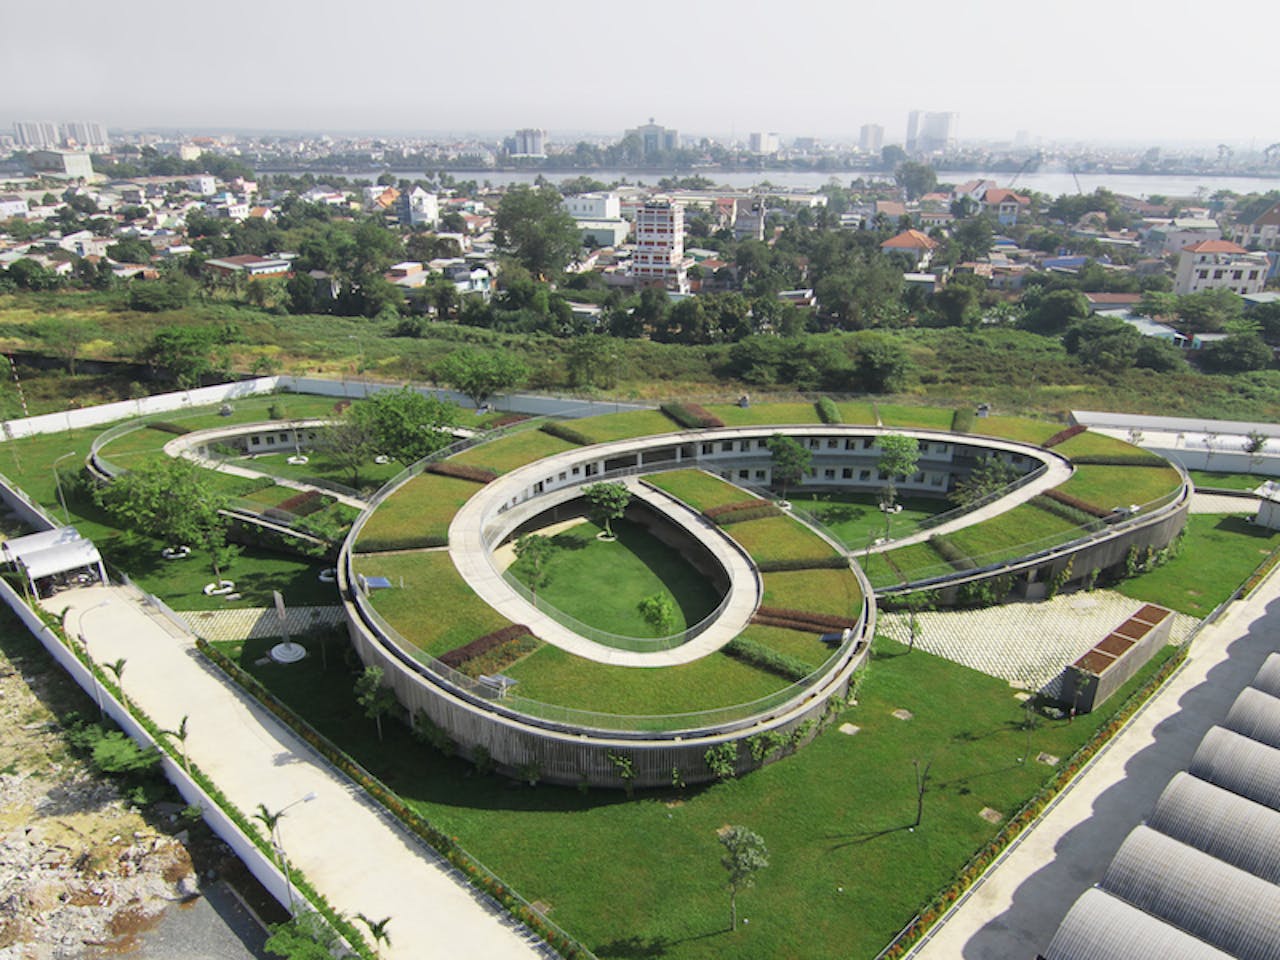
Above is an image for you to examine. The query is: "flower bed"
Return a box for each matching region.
[659,402,725,430]
[1042,424,1087,448]
[424,461,499,484]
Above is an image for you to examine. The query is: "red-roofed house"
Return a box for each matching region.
[981,188,1032,226]
[1233,201,1280,252]
[1174,239,1269,296]
[881,229,940,270]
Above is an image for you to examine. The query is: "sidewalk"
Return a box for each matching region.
[910,573,1280,960]
[49,585,544,960]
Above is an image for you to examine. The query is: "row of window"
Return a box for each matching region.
[248,431,317,447]
[725,466,944,485]
[1196,268,1261,281]
[698,437,955,456]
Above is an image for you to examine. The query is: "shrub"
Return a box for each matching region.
[928,534,976,571]
[703,741,739,781]
[756,606,850,630]
[660,402,725,430]
[1042,487,1112,518]
[1042,424,1087,447]
[756,556,850,572]
[356,532,447,552]
[1068,453,1167,467]
[277,489,327,516]
[704,499,777,519]
[489,413,530,428]
[439,624,535,670]
[425,461,498,484]
[725,636,813,681]
[950,407,975,434]
[457,635,540,678]
[148,420,190,435]
[1030,493,1100,529]
[708,504,783,525]
[539,421,592,446]
[815,397,841,424]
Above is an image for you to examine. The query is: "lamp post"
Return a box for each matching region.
[260,791,317,913]
[75,599,112,718]
[52,450,77,525]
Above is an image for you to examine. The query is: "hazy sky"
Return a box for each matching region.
[4,0,1278,147]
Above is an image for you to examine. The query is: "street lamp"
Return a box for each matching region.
[75,599,112,718]
[261,791,318,913]
[52,450,77,525]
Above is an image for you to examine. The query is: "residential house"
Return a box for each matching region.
[397,186,438,228]
[1174,239,1269,296]
[1142,217,1221,257]
[631,201,690,294]
[1233,201,1280,251]
[203,254,292,279]
[0,195,28,219]
[880,229,939,270]
[980,188,1031,226]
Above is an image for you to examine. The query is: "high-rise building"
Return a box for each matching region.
[906,111,958,154]
[510,128,547,158]
[905,111,921,153]
[748,132,779,155]
[62,121,109,149]
[632,201,689,294]
[13,122,60,149]
[859,123,884,154]
[626,119,679,158]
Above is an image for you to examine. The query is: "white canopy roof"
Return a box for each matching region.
[1,526,82,565]
[18,538,102,581]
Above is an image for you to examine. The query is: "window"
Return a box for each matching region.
[842,467,853,479]
[1232,271,1243,280]
[859,469,871,481]
[738,470,749,480]
[721,441,734,452]
[1197,269,1209,279]
[824,468,835,479]
[1213,269,1224,279]
[931,474,944,486]
[845,439,859,450]
[279,434,288,443]
[572,466,580,476]
[827,439,839,449]
[1250,271,1260,280]
[558,472,566,481]
[250,436,260,446]
[702,443,713,455]
[754,470,766,480]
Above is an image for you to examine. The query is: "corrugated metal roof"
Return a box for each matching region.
[1224,687,1280,750]
[1044,888,1235,960]
[1149,773,1280,885]
[1071,410,1280,438]
[1252,653,1280,700]
[1101,826,1280,959]
[1189,726,1280,810]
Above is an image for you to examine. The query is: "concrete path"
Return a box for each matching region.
[877,591,1196,696]
[446,477,763,667]
[909,572,1280,960]
[178,605,345,642]
[1189,491,1259,514]
[49,585,544,960]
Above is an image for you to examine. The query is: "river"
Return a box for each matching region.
[259,167,1280,198]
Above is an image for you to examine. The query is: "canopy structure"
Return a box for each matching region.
[1,526,82,566]
[14,536,106,594]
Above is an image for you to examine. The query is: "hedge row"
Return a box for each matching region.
[539,422,593,446]
[1042,424,1087,448]
[707,504,782,525]
[1068,453,1167,467]
[950,408,975,434]
[725,636,813,681]
[756,556,850,572]
[660,402,725,430]
[705,499,773,519]
[439,624,535,670]
[1042,487,1112,519]
[148,420,191,435]
[929,534,977,571]
[489,413,530,428]
[194,641,589,959]
[815,397,842,425]
[457,635,540,679]
[1030,494,1100,530]
[277,489,327,516]
[425,461,499,484]
[757,605,850,630]
[355,533,448,553]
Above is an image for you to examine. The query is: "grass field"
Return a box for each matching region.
[735,624,835,670]
[1058,464,1183,510]
[355,472,483,551]
[877,404,956,430]
[507,519,722,638]
[230,449,403,493]
[354,550,513,659]
[1188,470,1267,491]
[970,417,1067,445]
[702,402,822,427]
[787,492,947,549]
[861,541,950,588]
[832,401,879,425]
[570,409,681,443]
[1052,431,1141,459]
[449,429,579,474]
[646,469,758,511]
[943,503,1080,565]
[217,631,1173,960]
[760,568,863,619]
[721,514,842,566]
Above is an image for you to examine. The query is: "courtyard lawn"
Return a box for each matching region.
[737,624,839,672]
[449,429,579,475]
[877,404,956,430]
[1189,470,1268,492]
[971,416,1067,445]
[645,469,757,511]
[125,544,336,611]
[1052,430,1141,459]
[230,449,403,493]
[702,402,822,427]
[787,492,948,550]
[721,514,842,566]
[569,409,680,444]
[354,472,483,551]
[167,394,343,431]
[1119,513,1280,618]
[508,520,722,639]
[95,424,182,471]
[1058,464,1183,511]
[353,550,513,659]
[943,503,1081,566]
[862,541,951,588]
[501,644,790,718]
[217,631,1175,960]
[833,401,879,425]
[761,569,864,620]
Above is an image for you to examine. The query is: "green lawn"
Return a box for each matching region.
[125,545,336,611]
[231,449,403,493]
[1058,464,1183,511]
[218,632,1174,960]
[971,416,1067,445]
[862,541,951,588]
[646,469,757,511]
[702,402,822,427]
[761,569,863,620]
[508,520,722,639]
[95,424,182,471]
[1119,513,1280,617]
[353,550,513,658]
[943,503,1080,565]
[1189,470,1268,492]
[569,409,680,444]
[877,404,956,430]
[832,401,879,425]
[355,473,484,551]
[787,492,948,550]
[449,430,579,474]
[735,624,835,671]
[722,514,842,566]
[1052,430,1141,459]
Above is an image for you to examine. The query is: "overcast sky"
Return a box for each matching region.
[4,0,1277,147]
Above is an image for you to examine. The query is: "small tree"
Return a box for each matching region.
[161,714,192,776]
[948,455,1020,508]
[1245,430,1268,473]
[877,434,921,513]
[356,914,392,960]
[106,657,127,711]
[583,481,631,539]
[1018,700,1041,765]
[608,750,636,798]
[637,592,677,634]
[435,349,529,408]
[354,666,398,741]
[912,757,933,828]
[513,534,557,604]
[316,416,377,488]
[766,433,811,502]
[264,914,341,960]
[719,826,769,932]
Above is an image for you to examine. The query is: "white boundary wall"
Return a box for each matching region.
[0,375,651,441]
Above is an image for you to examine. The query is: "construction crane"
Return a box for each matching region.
[1217,144,1234,170]
[1007,151,1043,189]
[1264,143,1280,165]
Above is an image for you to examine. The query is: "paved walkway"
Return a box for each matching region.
[447,476,762,667]
[178,605,345,642]
[1189,491,1259,514]
[909,571,1280,960]
[877,591,1196,696]
[49,585,544,960]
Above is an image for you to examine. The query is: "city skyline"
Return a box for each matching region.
[3,0,1278,148]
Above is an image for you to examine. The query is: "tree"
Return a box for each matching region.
[493,185,580,279]
[142,323,233,387]
[435,349,529,408]
[356,914,392,960]
[637,593,677,633]
[1018,701,1040,765]
[265,915,342,960]
[35,317,100,375]
[566,335,620,389]
[315,414,378,488]
[877,434,920,513]
[719,826,769,932]
[354,666,398,741]
[161,714,192,776]
[1245,430,1268,472]
[852,333,914,392]
[1020,289,1090,336]
[583,481,631,539]
[106,657,127,712]
[949,455,1020,507]
[513,534,557,604]
[894,161,937,201]
[766,434,811,502]
[1199,333,1272,374]
[349,388,459,465]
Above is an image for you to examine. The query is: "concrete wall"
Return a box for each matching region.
[0,472,59,532]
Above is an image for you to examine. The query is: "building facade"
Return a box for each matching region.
[626,120,679,158]
[859,123,884,153]
[632,201,689,293]
[510,128,546,158]
[1174,240,1269,296]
